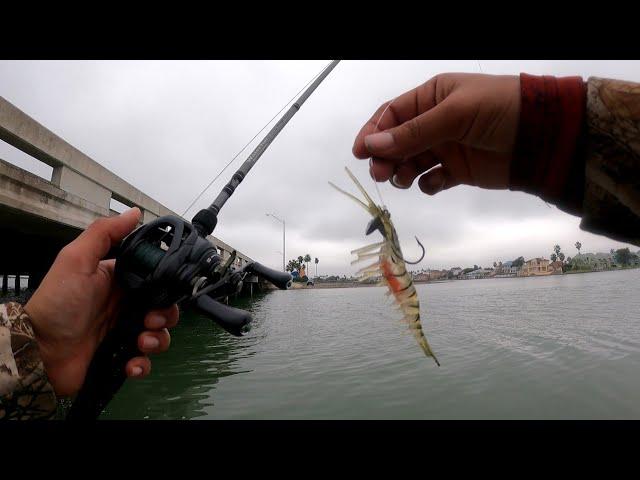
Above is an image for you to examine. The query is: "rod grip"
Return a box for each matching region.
[194,295,253,336]
[66,300,146,421]
[244,262,292,290]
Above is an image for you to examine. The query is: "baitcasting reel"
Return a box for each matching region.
[67,215,292,420]
[115,215,292,335]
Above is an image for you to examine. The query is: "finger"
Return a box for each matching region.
[126,356,151,378]
[60,208,142,273]
[99,258,116,275]
[369,157,395,182]
[353,100,398,159]
[417,165,460,196]
[391,151,441,189]
[364,96,470,160]
[138,329,171,354]
[144,304,180,330]
[353,77,442,159]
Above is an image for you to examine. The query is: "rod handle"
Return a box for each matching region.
[244,262,292,290]
[194,295,253,336]
[66,300,147,421]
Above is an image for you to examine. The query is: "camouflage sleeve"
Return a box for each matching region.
[0,302,57,419]
[581,77,640,246]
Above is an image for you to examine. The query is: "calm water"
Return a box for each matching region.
[102,268,640,420]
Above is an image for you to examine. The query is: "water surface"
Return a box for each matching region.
[103,268,640,419]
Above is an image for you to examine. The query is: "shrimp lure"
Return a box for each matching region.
[329,167,440,366]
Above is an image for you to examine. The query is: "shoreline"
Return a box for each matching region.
[2,268,637,301]
[288,267,639,290]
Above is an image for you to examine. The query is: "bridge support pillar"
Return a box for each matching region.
[14,273,20,294]
[2,274,7,295]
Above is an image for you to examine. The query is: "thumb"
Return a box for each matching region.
[363,96,468,159]
[60,207,142,272]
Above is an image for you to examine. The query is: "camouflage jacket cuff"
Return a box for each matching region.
[0,302,57,419]
[580,77,640,247]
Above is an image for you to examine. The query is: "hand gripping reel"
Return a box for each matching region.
[66,215,292,420]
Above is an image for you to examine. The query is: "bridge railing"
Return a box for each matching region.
[0,95,252,266]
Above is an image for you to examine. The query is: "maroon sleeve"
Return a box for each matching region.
[510,73,587,216]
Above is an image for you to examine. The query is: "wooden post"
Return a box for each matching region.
[14,273,20,294]
[2,274,7,295]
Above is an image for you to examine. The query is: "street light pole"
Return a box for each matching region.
[266,213,285,272]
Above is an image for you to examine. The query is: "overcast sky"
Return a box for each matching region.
[1,60,639,275]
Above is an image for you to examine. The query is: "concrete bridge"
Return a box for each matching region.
[0,95,256,295]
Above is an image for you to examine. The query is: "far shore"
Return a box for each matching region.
[289,266,639,290]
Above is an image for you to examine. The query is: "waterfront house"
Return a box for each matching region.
[465,268,492,279]
[521,258,552,276]
[413,269,448,282]
[549,260,564,274]
[495,260,519,276]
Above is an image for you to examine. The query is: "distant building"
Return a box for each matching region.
[495,260,519,276]
[549,260,564,274]
[413,269,448,282]
[521,258,552,276]
[465,268,492,279]
[450,267,463,277]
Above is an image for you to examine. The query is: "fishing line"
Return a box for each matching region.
[368,98,396,208]
[366,95,426,265]
[181,61,332,218]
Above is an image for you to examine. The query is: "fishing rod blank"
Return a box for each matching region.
[192,60,340,236]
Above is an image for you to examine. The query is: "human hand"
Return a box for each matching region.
[24,208,179,397]
[352,73,521,195]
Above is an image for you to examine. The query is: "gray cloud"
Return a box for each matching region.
[1,60,638,275]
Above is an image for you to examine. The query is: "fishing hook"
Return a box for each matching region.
[403,236,426,265]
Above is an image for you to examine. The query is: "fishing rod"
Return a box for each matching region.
[66,60,341,420]
[192,60,341,236]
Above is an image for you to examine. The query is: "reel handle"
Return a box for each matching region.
[66,298,148,421]
[194,295,253,336]
[244,262,292,290]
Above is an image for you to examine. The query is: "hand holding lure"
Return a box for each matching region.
[329,167,440,366]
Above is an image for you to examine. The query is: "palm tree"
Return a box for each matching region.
[558,252,565,262]
[575,241,582,255]
[550,253,557,262]
[304,254,311,275]
[554,244,562,258]
[315,257,319,277]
